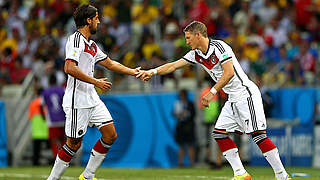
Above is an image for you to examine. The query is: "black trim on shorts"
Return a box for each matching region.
[247,97,258,131]
[70,109,77,138]
[231,102,235,115]
[213,128,227,132]
[71,78,76,109]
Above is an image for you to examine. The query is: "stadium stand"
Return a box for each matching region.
[1,0,320,168]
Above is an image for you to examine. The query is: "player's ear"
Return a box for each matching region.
[197,32,201,39]
[86,17,91,25]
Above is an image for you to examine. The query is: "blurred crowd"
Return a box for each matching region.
[1,0,320,93]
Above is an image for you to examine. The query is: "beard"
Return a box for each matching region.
[89,23,97,34]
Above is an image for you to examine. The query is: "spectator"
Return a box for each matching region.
[233,0,250,34]
[264,17,288,48]
[173,89,196,167]
[295,0,313,31]
[10,55,30,84]
[160,22,178,60]
[256,0,277,24]
[141,34,162,61]
[41,74,66,158]
[0,0,320,91]
[131,0,159,49]
[28,87,49,166]
[96,23,116,53]
[108,18,130,47]
[102,0,118,24]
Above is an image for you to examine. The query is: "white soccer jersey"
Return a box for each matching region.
[62,31,107,108]
[183,39,259,101]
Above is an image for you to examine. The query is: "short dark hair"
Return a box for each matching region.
[183,21,208,38]
[73,4,98,28]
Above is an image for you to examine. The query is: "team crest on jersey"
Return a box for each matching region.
[195,53,219,69]
[84,42,97,57]
[211,54,217,64]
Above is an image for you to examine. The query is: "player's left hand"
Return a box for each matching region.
[202,92,215,108]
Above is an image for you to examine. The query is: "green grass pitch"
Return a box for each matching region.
[0,166,319,180]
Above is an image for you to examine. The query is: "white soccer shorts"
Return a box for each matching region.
[215,92,267,134]
[64,100,113,138]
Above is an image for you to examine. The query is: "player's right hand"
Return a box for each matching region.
[201,91,214,108]
[95,78,112,90]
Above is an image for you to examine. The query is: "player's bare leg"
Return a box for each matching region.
[81,123,117,179]
[47,137,82,180]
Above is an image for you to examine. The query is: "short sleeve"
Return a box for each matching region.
[65,36,82,63]
[182,50,196,64]
[95,43,108,63]
[212,41,232,65]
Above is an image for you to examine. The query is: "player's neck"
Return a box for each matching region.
[198,38,209,54]
[77,27,90,40]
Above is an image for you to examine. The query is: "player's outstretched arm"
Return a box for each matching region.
[65,60,112,90]
[136,59,189,81]
[97,57,140,76]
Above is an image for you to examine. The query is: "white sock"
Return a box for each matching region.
[223,148,246,176]
[82,149,106,179]
[263,148,288,180]
[47,156,70,180]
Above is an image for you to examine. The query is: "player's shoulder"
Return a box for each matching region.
[210,39,231,54]
[210,39,229,48]
[185,49,197,58]
[67,31,85,48]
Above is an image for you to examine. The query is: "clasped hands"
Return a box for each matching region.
[95,67,154,90]
[134,67,154,82]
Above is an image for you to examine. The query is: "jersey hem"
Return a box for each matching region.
[182,57,195,64]
[65,59,79,65]
[95,56,107,64]
[220,57,232,64]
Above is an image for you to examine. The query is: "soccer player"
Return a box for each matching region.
[47,4,141,180]
[41,74,66,158]
[137,21,292,180]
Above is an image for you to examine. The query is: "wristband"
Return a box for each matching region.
[152,68,157,75]
[210,87,217,95]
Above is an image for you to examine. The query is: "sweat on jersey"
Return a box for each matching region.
[62,31,107,109]
[183,39,259,102]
